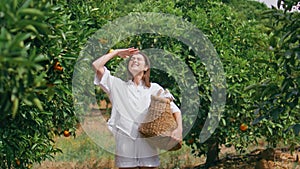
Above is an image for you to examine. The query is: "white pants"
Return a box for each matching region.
[115,129,160,168]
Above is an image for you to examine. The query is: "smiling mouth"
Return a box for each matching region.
[131,63,139,67]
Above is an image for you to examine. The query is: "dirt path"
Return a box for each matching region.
[195,146,300,169]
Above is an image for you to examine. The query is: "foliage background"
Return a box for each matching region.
[0,0,299,168]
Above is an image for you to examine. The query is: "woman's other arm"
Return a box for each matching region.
[172,111,183,141]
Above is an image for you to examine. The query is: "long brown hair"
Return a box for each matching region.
[127,52,151,88]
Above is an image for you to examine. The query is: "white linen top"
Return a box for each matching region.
[94,67,181,139]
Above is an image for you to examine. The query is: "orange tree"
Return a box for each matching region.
[0,0,107,168]
[0,1,57,168]
[169,0,272,165]
[248,0,300,150]
[180,0,299,165]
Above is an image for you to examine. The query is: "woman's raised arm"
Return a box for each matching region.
[92,48,139,79]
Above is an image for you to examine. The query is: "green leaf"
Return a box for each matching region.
[24,25,39,34]
[19,0,33,9]
[12,97,19,118]
[16,20,49,34]
[267,126,273,135]
[293,124,300,135]
[252,115,267,125]
[33,98,43,111]
[33,54,48,62]
[244,84,258,91]
[270,107,284,120]
[23,99,33,106]
[221,118,226,126]
[53,80,63,84]
[18,8,44,17]
[40,111,53,116]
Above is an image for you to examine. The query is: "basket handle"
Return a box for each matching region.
[157,89,174,101]
[156,89,163,96]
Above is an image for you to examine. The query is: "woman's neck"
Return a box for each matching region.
[132,73,144,86]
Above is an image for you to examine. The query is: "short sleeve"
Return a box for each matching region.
[170,102,181,113]
[94,67,115,94]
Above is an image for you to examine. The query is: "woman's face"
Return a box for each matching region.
[128,54,148,77]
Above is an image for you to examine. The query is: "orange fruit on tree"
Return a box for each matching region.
[240,123,248,132]
[55,66,63,71]
[188,138,194,144]
[63,130,71,137]
[27,163,32,169]
[16,159,21,166]
[54,61,63,71]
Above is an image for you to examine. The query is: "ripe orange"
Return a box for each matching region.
[55,66,63,71]
[54,61,63,71]
[188,138,194,144]
[63,130,71,137]
[16,159,21,166]
[46,83,55,87]
[240,123,248,132]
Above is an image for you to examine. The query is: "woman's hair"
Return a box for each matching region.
[127,51,151,88]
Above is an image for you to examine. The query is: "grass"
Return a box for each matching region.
[54,132,114,163]
[33,128,300,169]
[33,122,202,169]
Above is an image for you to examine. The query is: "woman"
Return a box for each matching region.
[92,48,182,169]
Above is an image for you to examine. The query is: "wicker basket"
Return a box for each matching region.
[139,93,182,151]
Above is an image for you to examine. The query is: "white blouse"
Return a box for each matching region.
[94,67,181,139]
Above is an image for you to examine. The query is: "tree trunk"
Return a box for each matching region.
[205,138,220,168]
